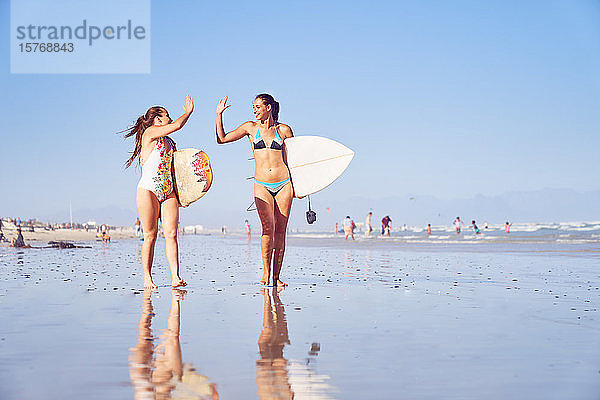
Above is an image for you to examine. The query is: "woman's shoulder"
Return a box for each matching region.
[140,128,158,143]
[276,123,293,138]
[241,121,257,137]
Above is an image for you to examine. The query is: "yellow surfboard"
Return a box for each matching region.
[173,149,213,207]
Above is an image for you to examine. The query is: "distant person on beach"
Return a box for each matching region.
[334,223,338,235]
[505,221,511,234]
[10,227,29,248]
[344,216,355,240]
[221,225,227,236]
[484,221,489,229]
[102,231,111,243]
[471,220,481,234]
[135,217,142,237]
[216,94,294,287]
[454,217,462,234]
[381,216,392,236]
[124,96,193,289]
[245,219,252,240]
[427,224,431,235]
[365,212,373,236]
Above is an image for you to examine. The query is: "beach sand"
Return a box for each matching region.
[0,225,137,243]
[0,235,599,399]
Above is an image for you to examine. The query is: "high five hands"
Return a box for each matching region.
[183,95,194,114]
[216,96,231,115]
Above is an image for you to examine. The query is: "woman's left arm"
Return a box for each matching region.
[281,124,294,165]
[281,124,299,196]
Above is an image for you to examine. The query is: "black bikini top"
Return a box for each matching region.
[253,126,283,150]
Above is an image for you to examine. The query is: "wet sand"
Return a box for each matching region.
[0,235,599,399]
[0,226,137,243]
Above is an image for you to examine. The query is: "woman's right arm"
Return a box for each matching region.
[216,96,250,144]
[145,96,194,141]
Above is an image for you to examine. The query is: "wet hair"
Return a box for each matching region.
[255,93,279,121]
[122,106,169,168]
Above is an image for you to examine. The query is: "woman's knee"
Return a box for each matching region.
[261,222,275,237]
[163,229,178,241]
[143,230,158,241]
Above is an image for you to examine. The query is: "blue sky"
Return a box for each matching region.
[1,0,599,227]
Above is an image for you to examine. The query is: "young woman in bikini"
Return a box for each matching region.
[124,96,193,289]
[215,94,293,287]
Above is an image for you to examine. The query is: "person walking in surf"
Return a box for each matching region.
[216,94,293,287]
[454,217,462,234]
[381,215,392,236]
[365,212,373,237]
[124,96,193,289]
[344,216,355,240]
[245,219,252,241]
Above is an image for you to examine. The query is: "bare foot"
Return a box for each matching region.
[275,285,286,293]
[172,278,187,288]
[275,279,288,287]
[144,276,158,290]
[172,288,187,299]
[260,273,270,286]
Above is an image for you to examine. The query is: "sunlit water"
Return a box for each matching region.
[1,235,599,399]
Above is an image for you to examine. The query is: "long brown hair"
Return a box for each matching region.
[255,94,279,121]
[123,106,167,168]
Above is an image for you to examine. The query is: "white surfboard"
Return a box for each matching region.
[284,136,354,198]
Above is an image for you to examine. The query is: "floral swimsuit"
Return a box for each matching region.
[137,137,176,202]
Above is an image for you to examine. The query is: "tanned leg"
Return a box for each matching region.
[254,183,275,285]
[161,192,185,287]
[272,183,293,287]
[137,188,160,289]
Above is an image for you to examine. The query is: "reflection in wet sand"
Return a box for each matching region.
[257,288,335,399]
[257,287,293,399]
[129,290,219,400]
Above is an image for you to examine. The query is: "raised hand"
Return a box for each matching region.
[216,96,231,115]
[183,95,194,114]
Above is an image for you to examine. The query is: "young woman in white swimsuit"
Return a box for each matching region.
[124,96,194,289]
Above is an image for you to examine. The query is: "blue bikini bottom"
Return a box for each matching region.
[255,177,290,198]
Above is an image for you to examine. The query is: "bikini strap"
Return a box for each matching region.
[254,127,262,142]
[274,124,282,141]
